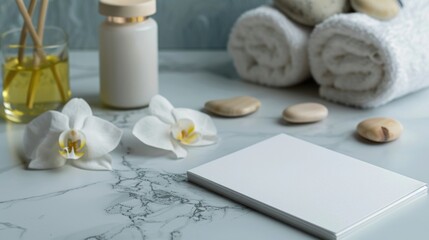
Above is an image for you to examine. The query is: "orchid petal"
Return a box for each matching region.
[132,116,174,151]
[24,111,69,159]
[28,132,66,169]
[70,154,112,171]
[132,116,187,158]
[149,95,175,124]
[61,98,93,129]
[81,116,122,159]
[172,141,187,158]
[172,108,217,136]
[186,135,218,146]
[172,108,218,146]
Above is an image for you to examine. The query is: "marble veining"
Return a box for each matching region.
[0,182,100,209]
[0,157,247,240]
[0,222,26,239]
[0,51,429,240]
[89,146,246,240]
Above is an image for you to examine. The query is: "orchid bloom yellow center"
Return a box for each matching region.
[58,129,86,159]
[171,119,201,145]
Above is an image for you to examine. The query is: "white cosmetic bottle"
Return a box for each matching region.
[99,0,158,108]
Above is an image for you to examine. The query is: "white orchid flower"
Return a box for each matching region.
[24,98,122,171]
[132,95,218,159]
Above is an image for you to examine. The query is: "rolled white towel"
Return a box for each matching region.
[309,0,429,108]
[228,6,311,87]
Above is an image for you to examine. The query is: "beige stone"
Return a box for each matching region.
[282,103,328,123]
[274,0,351,26]
[204,96,261,117]
[351,0,400,20]
[357,117,403,143]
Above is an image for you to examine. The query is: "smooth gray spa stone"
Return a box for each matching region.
[205,96,261,117]
[274,0,351,26]
[357,117,403,143]
[282,102,328,123]
[351,0,400,20]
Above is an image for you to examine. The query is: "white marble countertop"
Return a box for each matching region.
[1,51,428,240]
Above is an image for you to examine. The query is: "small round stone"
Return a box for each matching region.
[204,96,261,117]
[274,0,351,26]
[351,0,400,21]
[282,103,328,123]
[357,117,403,143]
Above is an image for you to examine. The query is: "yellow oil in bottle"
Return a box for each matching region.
[2,55,71,123]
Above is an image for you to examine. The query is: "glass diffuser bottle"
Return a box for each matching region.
[1,0,71,123]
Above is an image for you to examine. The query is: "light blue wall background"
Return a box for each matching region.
[1,0,271,49]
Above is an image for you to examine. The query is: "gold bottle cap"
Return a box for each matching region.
[99,0,156,18]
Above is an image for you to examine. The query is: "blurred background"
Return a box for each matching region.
[1,0,270,49]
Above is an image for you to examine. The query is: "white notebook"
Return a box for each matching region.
[187,134,427,240]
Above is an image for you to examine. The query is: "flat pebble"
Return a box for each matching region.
[351,0,400,20]
[282,103,328,123]
[274,0,351,26]
[204,96,261,117]
[357,117,403,143]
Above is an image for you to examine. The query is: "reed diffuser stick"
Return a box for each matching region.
[26,69,42,109]
[4,0,38,92]
[50,64,68,101]
[38,0,68,102]
[37,0,48,42]
[18,0,37,64]
[16,0,45,109]
[34,0,48,66]
[15,0,45,59]
[26,0,47,109]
